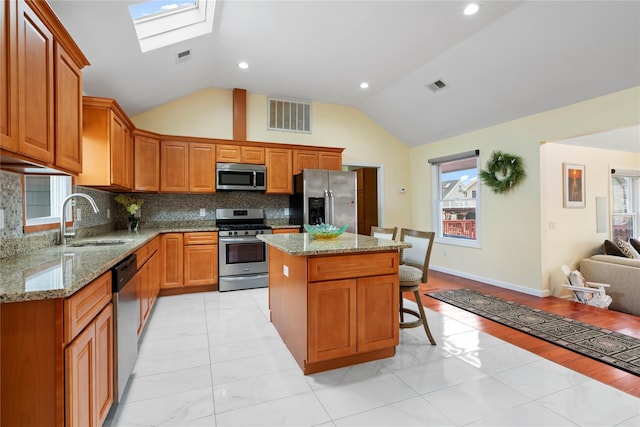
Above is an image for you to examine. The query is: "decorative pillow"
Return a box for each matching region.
[615,238,640,259]
[603,239,626,257]
[569,270,587,287]
[630,238,640,254]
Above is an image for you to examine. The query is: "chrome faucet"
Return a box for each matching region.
[58,193,100,245]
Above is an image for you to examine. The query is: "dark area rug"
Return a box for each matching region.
[427,288,640,376]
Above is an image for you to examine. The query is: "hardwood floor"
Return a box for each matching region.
[416,270,640,398]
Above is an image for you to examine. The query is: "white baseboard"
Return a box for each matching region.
[429,265,550,298]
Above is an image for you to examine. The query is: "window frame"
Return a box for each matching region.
[430,151,482,248]
[610,169,639,241]
[22,175,73,233]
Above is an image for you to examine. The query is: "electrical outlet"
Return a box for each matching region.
[200,208,206,217]
[76,207,82,222]
[398,187,406,194]
[0,208,4,229]
[107,208,111,219]
[283,265,289,277]
[284,208,290,216]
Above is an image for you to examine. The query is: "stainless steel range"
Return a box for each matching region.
[216,208,272,291]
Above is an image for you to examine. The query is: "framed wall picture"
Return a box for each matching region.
[563,163,585,208]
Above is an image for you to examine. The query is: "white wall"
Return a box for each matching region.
[130,88,413,230]
[410,87,640,296]
[540,143,640,297]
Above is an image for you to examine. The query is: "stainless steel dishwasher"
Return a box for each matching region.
[112,253,138,402]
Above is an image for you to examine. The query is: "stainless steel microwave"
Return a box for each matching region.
[216,163,267,191]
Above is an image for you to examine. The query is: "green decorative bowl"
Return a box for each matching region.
[304,224,348,239]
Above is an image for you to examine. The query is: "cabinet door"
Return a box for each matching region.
[356,275,399,353]
[134,135,160,191]
[137,267,149,334]
[293,150,318,175]
[308,279,357,363]
[124,126,133,189]
[160,233,183,289]
[65,321,95,427]
[265,147,293,194]
[94,304,113,427]
[54,42,83,173]
[184,244,217,287]
[17,1,54,163]
[318,151,342,171]
[189,142,216,192]
[161,141,189,192]
[0,0,18,152]
[241,146,265,164]
[148,250,159,307]
[110,112,127,188]
[216,144,241,163]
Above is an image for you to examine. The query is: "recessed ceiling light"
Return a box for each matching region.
[360,82,369,89]
[238,62,249,69]
[464,3,479,15]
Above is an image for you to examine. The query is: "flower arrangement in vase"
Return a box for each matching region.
[115,195,144,232]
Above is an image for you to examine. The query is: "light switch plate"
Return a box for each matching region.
[0,208,4,229]
[200,208,206,217]
[76,208,82,222]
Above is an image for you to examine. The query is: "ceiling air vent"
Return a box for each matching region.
[176,49,192,64]
[267,98,311,133]
[427,79,447,93]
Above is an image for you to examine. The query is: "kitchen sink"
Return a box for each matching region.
[67,239,133,247]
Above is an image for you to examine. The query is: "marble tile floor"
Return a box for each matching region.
[106,288,640,427]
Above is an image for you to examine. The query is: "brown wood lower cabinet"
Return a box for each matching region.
[136,236,160,334]
[269,248,399,374]
[0,270,114,427]
[65,303,113,427]
[161,232,218,292]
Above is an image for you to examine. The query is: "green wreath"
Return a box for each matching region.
[479,151,526,193]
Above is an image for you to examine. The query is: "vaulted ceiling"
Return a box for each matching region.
[49,1,640,149]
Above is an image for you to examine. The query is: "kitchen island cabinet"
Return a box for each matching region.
[258,232,408,374]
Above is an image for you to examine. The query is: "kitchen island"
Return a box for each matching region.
[258,232,409,374]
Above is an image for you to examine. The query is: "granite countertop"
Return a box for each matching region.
[257,232,410,256]
[0,226,219,304]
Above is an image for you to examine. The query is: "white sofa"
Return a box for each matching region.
[580,255,640,317]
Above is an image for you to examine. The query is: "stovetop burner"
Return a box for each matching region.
[216,208,271,235]
[217,224,271,231]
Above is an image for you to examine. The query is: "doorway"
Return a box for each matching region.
[345,165,381,236]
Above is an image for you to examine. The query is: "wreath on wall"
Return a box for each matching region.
[479,151,526,194]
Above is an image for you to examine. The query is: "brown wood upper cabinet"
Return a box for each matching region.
[133,133,160,192]
[216,144,265,165]
[161,139,216,193]
[0,0,88,175]
[293,149,342,175]
[78,97,134,190]
[265,147,293,194]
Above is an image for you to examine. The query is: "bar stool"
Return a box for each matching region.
[370,226,398,240]
[398,229,436,345]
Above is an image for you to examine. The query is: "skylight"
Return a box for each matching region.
[129,1,197,21]
[128,0,216,53]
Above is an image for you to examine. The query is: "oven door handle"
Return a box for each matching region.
[219,236,263,243]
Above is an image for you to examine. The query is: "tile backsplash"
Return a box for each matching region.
[0,170,289,259]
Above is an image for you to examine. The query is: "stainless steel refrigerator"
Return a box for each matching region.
[290,169,358,233]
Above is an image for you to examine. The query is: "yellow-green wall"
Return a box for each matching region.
[131,88,413,230]
[410,87,640,295]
